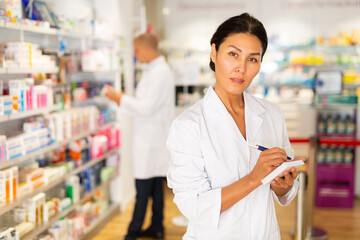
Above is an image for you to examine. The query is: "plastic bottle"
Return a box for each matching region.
[344,146,354,164]
[316,144,326,163]
[345,114,355,135]
[317,113,326,134]
[326,114,336,135]
[336,114,346,134]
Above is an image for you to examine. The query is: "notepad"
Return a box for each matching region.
[261,160,304,185]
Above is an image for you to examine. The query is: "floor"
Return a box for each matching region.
[93,183,360,240]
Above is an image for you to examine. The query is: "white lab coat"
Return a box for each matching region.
[167,86,299,240]
[121,56,175,179]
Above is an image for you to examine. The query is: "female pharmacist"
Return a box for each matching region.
[167,13,302,240]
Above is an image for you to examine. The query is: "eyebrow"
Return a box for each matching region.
[228,45,261,56]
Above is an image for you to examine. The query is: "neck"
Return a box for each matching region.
[147,52,160,63]
[214,87,244,114]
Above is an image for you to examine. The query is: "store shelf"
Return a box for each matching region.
[21,172,120,240]
[67,69,120,74]
[0,122,116,170]
[318,138,360,146]
[2,22,57,35]
[315,104,359,110]
[0,147,120,216]
[0,23,118,43]
[0,105,57,123]
[80,203,120,240]
[0,67,59,74]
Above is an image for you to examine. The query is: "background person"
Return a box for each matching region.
[105,33,175,240]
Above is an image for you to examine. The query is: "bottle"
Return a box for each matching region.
[344,146,354,164]
[334,145,344,163]
[336,114,346,134]
[326,114,336,135]
[345,114,355,135]
[316,144,326,163]
[317,113,326,134]
[326,145,336,163]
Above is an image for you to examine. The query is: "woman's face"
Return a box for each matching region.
[211,33,262,96]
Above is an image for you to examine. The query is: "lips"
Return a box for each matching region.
[230,78,245,84]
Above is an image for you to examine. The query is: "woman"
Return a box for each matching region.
[167,13,300,239]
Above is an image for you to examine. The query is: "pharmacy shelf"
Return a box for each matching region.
[0,67,59,74]
[21,172,120,240]
[0,105,58,123]
[80,203,120,240]
[0,147,120,216]
[1,23,118,43]
[3,22,57,35]
[68,69,120,74]
[0,122,116,170]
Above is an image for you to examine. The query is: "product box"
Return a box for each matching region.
[65,175,80,204]
[43,201,56,223]
[2,96,13,115]
[0,227,16,240]
[0,135,6,162]
[18,182,31,198]
[14,222,35,239]
[10,166,18,202]
[0,171,6,207]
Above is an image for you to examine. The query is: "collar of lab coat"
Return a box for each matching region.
[144,55,164,71]
[203,85,265,144]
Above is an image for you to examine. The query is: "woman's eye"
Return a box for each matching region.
[249,57,258,62]
[229,52,238,57]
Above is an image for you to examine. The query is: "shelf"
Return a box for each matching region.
[317,162,354,168]
[317,133,356,139]
[0,23,118,43]
[0,67,59,74]
[0,122,116,170]
[315,104,359,110]
[318,138,360,146]
[67,70,120,74]
[2,22,57,35]
[0,105,58,123]
[21,172,120,240]
[0,147,120,216]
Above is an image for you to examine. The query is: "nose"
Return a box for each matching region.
[234,59,246,74]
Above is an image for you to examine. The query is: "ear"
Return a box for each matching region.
[211,43,217,64]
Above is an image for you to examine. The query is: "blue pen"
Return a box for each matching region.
[248,143,292,160]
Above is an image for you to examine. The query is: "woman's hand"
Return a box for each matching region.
[103,85,124,105]
[249,147,288,186]
[270,157,304,196]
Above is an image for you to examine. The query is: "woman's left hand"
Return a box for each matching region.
[270,166,299,197]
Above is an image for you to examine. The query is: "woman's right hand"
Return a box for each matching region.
[249,147,288,185]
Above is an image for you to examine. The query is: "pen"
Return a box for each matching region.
[248,143,292,160]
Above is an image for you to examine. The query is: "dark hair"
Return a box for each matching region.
[209,13,268,72]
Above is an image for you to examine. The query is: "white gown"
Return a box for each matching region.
[121,56,175,179]
[167,86,299,240]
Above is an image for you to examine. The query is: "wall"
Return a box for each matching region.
[161,0,360,49]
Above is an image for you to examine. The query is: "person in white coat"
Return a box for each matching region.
[104,33,174,240]
[167,13,301,240]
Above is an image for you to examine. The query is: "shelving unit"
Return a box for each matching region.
[315,106,357,208]
[0,147,119,216]
[0,122,116,170]
[0,67,59,74]
[0,2,126,238]
[0,105,57,123]
[22,172,120,240]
